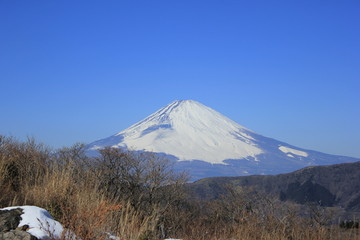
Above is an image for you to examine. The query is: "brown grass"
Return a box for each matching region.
[0,136,359,240]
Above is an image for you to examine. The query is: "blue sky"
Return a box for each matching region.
[1,0,359,157]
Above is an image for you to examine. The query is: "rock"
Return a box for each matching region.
[0,209,38,240]
[0,230,38,240]
[15,226,29,232]
[0,209,23,232]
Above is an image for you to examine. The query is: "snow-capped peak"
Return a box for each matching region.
[118,100,250,138]
[89,100,263,164]
[87,100,359,180]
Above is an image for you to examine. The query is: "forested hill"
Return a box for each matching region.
[188,161,360,212]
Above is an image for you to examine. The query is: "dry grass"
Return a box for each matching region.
[0,136,359,240]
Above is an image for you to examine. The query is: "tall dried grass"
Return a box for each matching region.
[0,136,359,240]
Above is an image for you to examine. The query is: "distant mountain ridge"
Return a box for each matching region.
[87,100,359,180]
[187,161,360,213]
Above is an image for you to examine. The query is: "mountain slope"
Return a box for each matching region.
[87,100,359,180]
[88,100,262,164]
[187,161,360,213]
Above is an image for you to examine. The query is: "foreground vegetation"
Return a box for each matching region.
[0,136,358,240]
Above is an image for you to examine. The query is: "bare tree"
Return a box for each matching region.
[93,147,188,211]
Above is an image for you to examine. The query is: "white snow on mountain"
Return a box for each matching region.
[278,146,308,157]
[87,99,359,180]
[89,100,263,164]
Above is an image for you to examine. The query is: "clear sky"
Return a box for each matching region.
[1,0,359,158]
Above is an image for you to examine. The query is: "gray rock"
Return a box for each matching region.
[0,209,38,240]
[0,209,23,232]
[0,230,38,240]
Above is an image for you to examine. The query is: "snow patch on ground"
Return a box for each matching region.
[1,206,64,239]
[279,146,308,157]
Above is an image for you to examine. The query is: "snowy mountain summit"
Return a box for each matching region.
[92,100,262,164]
[88,100,359,180]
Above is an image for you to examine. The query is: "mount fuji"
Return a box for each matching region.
[87,100,359,180]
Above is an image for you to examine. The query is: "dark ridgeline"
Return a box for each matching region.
[187,161,360,215]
